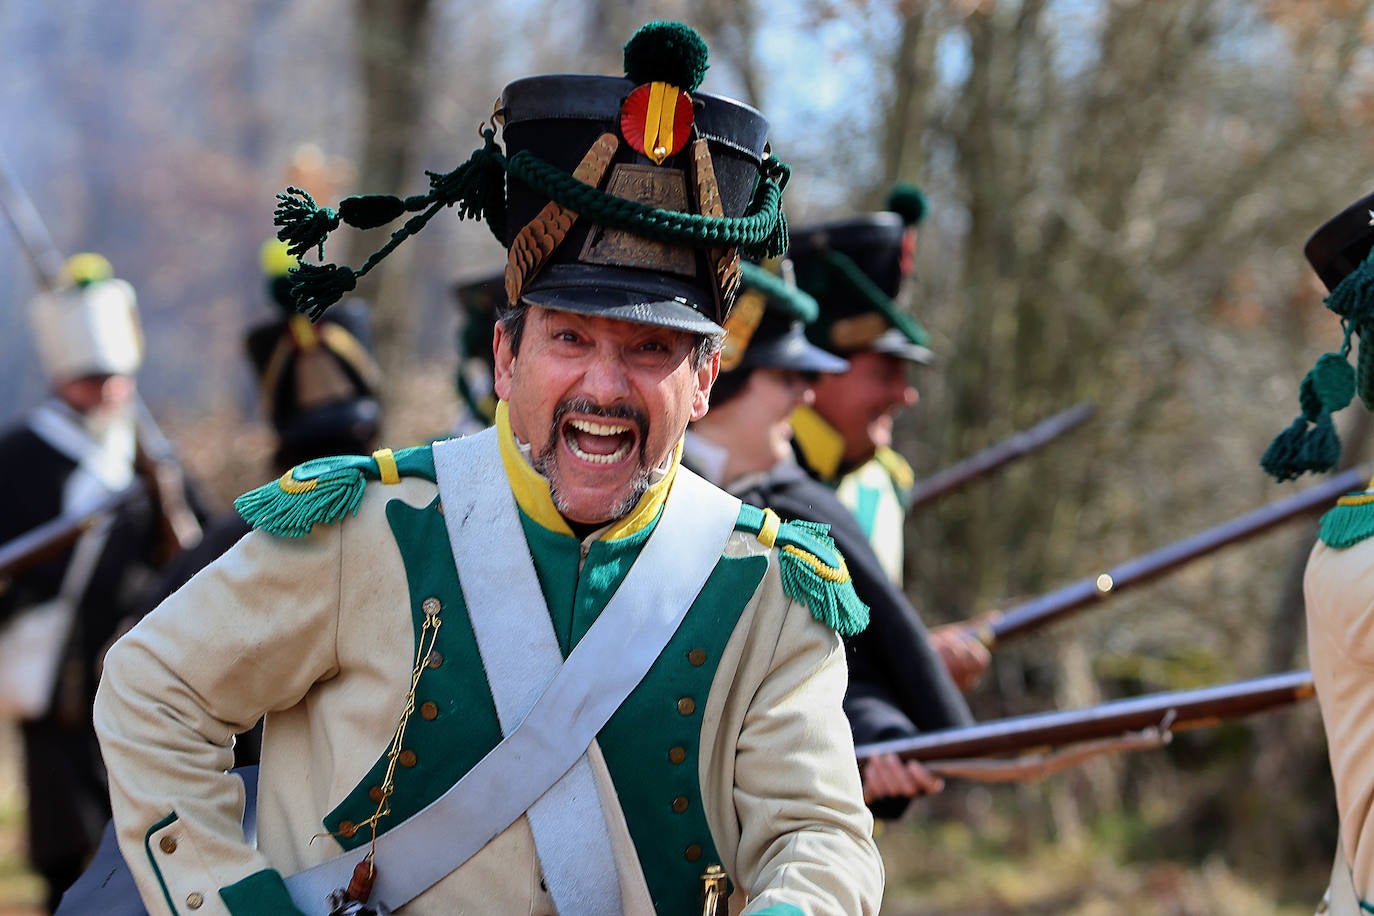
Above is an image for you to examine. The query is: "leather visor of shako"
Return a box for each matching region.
[499,74,769,335]
[721,259,848,376]
[790,186,933,364]
[1261,188,1374,481]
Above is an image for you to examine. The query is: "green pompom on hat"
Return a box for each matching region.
[622,20,709,91]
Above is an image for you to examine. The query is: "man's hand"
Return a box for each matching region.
[861,752,944,804]
[928,620,992,691]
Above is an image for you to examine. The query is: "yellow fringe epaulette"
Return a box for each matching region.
[735,504,869,635]
[234,446,436,538]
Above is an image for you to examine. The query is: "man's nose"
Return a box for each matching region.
[580,351,633,401]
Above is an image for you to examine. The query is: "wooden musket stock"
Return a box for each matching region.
[856,669,1315,764]
[905,402,1097,512]
[973,465,1370,648]
[0,483,144,582]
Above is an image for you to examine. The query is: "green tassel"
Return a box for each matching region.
[427,131,508,241]
[1318,492,1374,548]
[274,186,340,261]
[1260,416,1310,481]
[289,263,358,320]
[339,194,408,230]
[774,520,870,636]
[234,462,370,538]
[1299,412,1343,472]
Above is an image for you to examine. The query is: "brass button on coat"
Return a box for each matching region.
[186,892,204,910]
[426,650,444,669]
[672,796,689,813]
[687,648,707,666]
[422,597,442,616]
[158,836,177,854]
[420,701,439,720]
[338,820,358,838]
[677,697,696,716]
[369,786,385,804]
[685,844,703,862]
[399,749,418,768]
[668,746,687,764]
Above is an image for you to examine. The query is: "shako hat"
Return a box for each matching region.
[273,21,790,336]
[1261,191,1374,481]
[246,240,382,461]
[451,271,502,430]
[29,253,145,383]
[720,259,848,375]
[788,184,933,364]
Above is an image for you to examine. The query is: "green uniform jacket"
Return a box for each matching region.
[94,411,883,916]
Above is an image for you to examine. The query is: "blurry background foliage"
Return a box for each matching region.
[3,0,1373,912]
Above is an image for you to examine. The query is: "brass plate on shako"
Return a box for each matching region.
[580,164,697,278]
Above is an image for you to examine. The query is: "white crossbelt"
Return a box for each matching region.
[284,428,741,912]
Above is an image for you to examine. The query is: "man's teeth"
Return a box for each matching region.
[566,418,633,464]
[569,419,631,436]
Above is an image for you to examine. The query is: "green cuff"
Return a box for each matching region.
[219,868,305,915]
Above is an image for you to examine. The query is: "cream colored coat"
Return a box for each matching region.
[94,460,883,915]
[1306,539,1374,905]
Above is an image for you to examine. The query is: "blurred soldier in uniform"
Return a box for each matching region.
[0,254,204,912]
[449,272,501,436]
[789,191,991,690]
[1263,191,1374,914]
[135,240,383,767]
[788,187,932,587]
[93,22,882,915]
[683,259,972,816]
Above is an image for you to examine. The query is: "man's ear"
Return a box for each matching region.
[493,321,515,401]
[690,349,720,422]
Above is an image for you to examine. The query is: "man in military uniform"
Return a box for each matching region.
[0,254,204,912]
[1263,191,1374,913]
[683,258,971,817]
[94,22,882,916]
[788,192,991,690]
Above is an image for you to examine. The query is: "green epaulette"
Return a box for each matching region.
[234,446,437,538]
[1318,484,1374,549]
[735,504,870,636]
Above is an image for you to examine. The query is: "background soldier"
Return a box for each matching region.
[683,258,972,816]
[0,253,204,912]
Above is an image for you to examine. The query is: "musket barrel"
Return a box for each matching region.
[0,484,144,580]
[856,670,1315,764]
[905,402,1096,512]
[983,465,1370,645]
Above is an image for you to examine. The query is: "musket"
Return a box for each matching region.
[0,483,145,584]
[857,670,1315,780]
[905,402,1097,512]
[971,465,1370,648]
[0,148,64,291]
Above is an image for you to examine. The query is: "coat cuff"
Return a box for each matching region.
[219,869,304,915]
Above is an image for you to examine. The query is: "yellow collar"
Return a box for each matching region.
[495,400,680,541]
[790,405,847,482]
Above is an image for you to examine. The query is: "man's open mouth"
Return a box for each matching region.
[563,417,637,465]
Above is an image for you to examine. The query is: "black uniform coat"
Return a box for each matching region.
[692,454,972,818]
[0,402,199,901]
